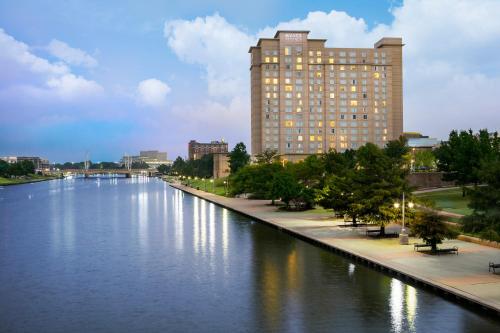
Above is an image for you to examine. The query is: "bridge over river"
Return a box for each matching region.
[58,169,156,178]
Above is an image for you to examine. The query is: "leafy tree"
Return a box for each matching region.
[270,171,300,209]
[171,157,187,175]
[228,142,250,174]
[20,160,35,175]
[0,160,9,177]
[413,150,436,171]
[288,155,324,190]
[157,164,171,174]
[411,210,458,252]
[230,163,282,200]
[462,158,500,241]
[435,129,496,196]
[255,149,280,164]
[353,143,410,235]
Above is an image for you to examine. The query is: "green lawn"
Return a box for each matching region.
[415,188,472,216]
[181,178,229,196]
[0,175,58,186]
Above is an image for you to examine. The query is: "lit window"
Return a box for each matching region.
[340,65,345,71]
[265,57,270,63]
[316,72,322,78]
[308,50,314,57]
[309,135,315,142]
[350,100,358,106]
[318,121,323,127]
[296,64,303,70]
[298,135,303,141]
[316,51,322,57]
[296,107,302,112]
[329,121,335,127]
[296,92,302,98]
[285,85,293,92]
[374,72,380,79]
[272,57,278,63]
[284,47,291,56]
[296,57,302,63]
[316,57,321,63]
[264,78,271,84]
[285,121,293,127]
[273,78,278,84]
[351,86,356,92]
[328,58,334,64]
[317,136,323,141]
[329,93,335,99]
[265,92,271,98]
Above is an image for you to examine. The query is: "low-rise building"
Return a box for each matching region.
[188,140,228,160]
[1,156,51,170]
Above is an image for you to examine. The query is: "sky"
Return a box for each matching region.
[0,0,499,162]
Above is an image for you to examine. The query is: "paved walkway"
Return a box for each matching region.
[170,182,500,314]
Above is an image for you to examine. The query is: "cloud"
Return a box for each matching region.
[47,39,98,68]
[164,14,256,99]
[136,78,171,108]
[47,73,103,100]
[0,28,102,102]
[163,0,500,142]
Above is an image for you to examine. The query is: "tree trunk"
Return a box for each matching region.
[462,187,466,197]
[271,198,275,205]
[380,225,385,236]
[352,215,357,227]
[431,240,437,253]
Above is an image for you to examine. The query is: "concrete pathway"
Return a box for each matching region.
[170,183,500,314]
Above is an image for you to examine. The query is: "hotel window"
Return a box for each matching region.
[350,100,357,106]
[350,86,356,92]
[316,57,321,63]
[329,93,335,99]
[264,57,270,63]
[328,57,334,64]
[340,65,345,71]
[309,135,315,142]
[285,121,294,127]
[273,78,278,84]
[296,64,303,70]
[374,72,380,79]
[284,47,291,55]
[329,121,335,127]
[285,85,293,92]
[308,50,314,57]
[272,57,278,63]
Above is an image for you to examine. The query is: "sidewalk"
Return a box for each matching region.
[170,182,500,315]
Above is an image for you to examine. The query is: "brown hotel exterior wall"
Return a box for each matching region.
[249,31,403,159]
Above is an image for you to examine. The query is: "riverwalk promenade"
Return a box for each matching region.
[169,182,500,315]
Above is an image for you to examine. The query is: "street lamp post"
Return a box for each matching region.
[223,180,227,196]
[210,179,214,193]
[394,192,414,245]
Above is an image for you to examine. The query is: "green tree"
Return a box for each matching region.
[435,129,497,196]
[353,143,410,235]
[462,158,500,241]
[413,150,436,171]
[228,142,250,174]
[171,156,187,175]
[157,164,171,174]
[0,160,9,177]
[270,171,301,209]
[20,160,36,174]
[411,210,458,252]
[131,160,149,169]
[255,149,280,164]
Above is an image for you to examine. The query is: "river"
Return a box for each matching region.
[0,177,498,332]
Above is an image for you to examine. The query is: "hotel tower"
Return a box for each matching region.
[249,31,403,161]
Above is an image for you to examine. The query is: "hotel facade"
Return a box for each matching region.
[249,31,403,160]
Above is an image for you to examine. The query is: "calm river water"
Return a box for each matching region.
[0,177,498,332]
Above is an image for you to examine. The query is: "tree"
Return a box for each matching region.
[411,210,458,252]
[353,143,410,235]
[171,157,187,175]
[413,150,436,171]
[435,129,496,196]
[462,158,500,241]
[230,163,283,200]
[270,171,301,209]
[0,160,9,177]
[228,142,250,174]
[255,149,279,164]
[157,164,171,175]
[131,160,149,169]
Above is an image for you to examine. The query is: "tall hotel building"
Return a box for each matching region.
[249,31,403,160]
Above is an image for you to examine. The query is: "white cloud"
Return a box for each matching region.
[47,39,98,68]
[46,73,103,100]
[0,28,69,76]
[164,14,256,99]
[136,78,171,108]
[163,0,500,142]
[0,28,102,101]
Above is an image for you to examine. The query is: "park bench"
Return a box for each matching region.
[366,229,381,236]
[436,246,459,255]
[413,243,432,252]
[489,262,500,273]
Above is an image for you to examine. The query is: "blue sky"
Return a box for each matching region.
[0,0,499,162]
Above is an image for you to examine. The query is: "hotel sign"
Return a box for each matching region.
[283,33,303,42]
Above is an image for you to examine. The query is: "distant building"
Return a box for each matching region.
[213,152,230,179]
[121,150,172,169]
[140,150,167,161]
[403,132,440,150]
[1,156,51,170]
[188,140,228,160]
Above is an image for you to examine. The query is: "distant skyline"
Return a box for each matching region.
[1,0,499,162]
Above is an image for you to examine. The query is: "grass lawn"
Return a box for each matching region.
[0,175,58,186]
[415,188,472,216]
[180,178,229,197]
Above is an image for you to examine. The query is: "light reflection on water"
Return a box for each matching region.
[0,178,498,333]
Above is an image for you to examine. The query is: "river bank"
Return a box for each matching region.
[0,175,60,186]
[169,181,500,316]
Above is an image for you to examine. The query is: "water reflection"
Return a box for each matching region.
[0,179,498,333]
